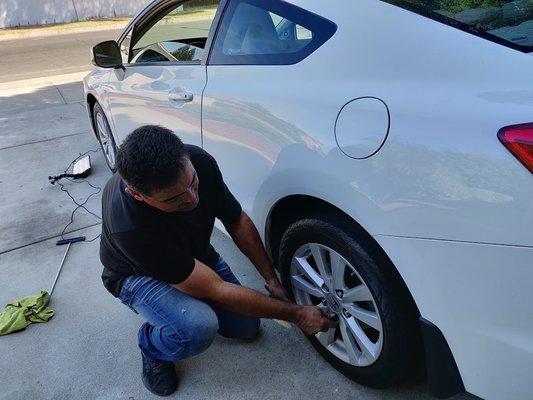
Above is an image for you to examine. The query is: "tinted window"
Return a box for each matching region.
[130,0,220,64]
[383,0,533,52]
[209,0,336,65]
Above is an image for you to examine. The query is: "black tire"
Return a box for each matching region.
[279,213,421,388]
[92,102,118,172]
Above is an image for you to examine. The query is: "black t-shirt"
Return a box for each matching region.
[99,145,242,297]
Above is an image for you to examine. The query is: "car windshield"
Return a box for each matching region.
[392,0,533,52]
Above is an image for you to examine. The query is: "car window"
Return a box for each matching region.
[209,0,336,65]
[130,0,220,64]
[382,0,533,52]
[135,48,171,63]
[119,28,132,63]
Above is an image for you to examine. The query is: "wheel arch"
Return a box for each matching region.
[86,93,99,140]
[265,193,421,319]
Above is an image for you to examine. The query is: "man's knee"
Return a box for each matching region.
[188,313,219,353]
[166,307,219,359]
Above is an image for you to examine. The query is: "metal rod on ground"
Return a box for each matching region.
[49,243,70,297]
[49,236,86,297]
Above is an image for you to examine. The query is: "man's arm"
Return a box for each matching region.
[223,211,289,301]
[174,259,335,335]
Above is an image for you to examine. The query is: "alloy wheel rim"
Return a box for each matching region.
[290,243,383,367]
[96,112,116,168]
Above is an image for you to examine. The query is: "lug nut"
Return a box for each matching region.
[342,308,350,318]
[335,289,344,299]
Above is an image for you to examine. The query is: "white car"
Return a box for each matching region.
[83,1,533,399]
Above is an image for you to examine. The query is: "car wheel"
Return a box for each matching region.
[93,102,117,172]
[279,213,420,388]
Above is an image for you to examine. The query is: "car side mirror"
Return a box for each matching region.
[92,40,123,69]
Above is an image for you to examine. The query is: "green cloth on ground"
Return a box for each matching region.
[0,290,54,336]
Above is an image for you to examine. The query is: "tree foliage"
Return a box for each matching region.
[437,0,508,13]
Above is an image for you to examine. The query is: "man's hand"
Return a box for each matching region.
[295,306,337,335]
[265,277,290,302]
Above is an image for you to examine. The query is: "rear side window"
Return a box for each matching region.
[209,0,336,65]
[382,0,533,52]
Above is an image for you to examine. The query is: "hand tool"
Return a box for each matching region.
[49,236,86,298]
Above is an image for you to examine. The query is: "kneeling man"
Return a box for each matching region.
[99,125,334,396]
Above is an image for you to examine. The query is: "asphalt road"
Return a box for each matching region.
[0,28,122,83]
[0,28,476,400]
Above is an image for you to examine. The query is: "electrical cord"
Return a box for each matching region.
[51,148,103,243]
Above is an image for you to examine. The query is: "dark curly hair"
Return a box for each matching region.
[116,125,188,196]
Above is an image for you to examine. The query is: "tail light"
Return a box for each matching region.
[497,123,533,174]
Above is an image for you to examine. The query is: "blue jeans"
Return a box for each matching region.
[118,256,260,362]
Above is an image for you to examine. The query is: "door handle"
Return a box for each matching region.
[168,91,194,102]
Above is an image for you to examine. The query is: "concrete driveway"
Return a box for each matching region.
[0,29,476,400]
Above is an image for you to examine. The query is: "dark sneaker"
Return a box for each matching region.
[141,351,178,396]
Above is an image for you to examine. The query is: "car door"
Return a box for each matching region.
[106,0,221,146]
[202,0,336,216]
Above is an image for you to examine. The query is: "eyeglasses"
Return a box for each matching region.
[162,171,198,204]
